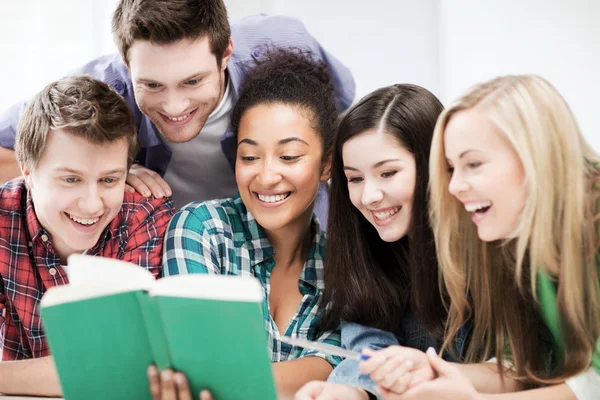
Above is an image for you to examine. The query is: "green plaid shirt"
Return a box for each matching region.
[163,194,341,367]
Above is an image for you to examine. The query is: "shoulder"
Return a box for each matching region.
[0,178,27,213]
[230,14,320,62]
[111,191,174,232]
[168,197,241,237]
[71,53,131,96]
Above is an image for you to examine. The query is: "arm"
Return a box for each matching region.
[456,362,521,394]
[273,356,334,397]
[479,384,576,400]
[328,322,399,397]
[0,147,20,184]
[0,356,61,396]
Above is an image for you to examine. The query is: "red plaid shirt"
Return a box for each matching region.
[0,178,173,361]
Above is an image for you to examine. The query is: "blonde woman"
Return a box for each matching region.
[361,75,600,399]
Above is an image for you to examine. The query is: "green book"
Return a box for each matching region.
[40,254,277,400]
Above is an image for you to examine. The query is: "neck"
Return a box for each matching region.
[265,206,314,270]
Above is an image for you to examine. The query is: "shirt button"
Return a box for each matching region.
[49,268,57,276]
[41,234,49,242]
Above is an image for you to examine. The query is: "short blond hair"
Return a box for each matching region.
[15,76,138,170]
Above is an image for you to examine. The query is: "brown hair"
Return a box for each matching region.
[112,0,231,68]
[15,76,138,170]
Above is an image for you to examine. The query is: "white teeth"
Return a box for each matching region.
[68,214,100,225]
[373,207,400,221]
[464,202,492,212]
[257,193,289,203]
[167,112,191,122]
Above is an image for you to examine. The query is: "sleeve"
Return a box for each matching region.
[120,196,174,278]
[565,367,600,400]
[300,322,342,368]
[326,321,400,398]
[162,206,221,277]
[0,53,133,151]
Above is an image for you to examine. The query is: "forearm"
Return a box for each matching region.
[0,147,20,184]
[0,356,62,396]
[456,363,521,393]
[273,356,333,397]
[481,383,576,399]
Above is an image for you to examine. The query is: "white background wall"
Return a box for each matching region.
[0,0,598,150]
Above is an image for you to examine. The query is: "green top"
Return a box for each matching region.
[537,268,600,373]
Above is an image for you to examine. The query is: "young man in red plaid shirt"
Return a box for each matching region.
[0,76,173,396]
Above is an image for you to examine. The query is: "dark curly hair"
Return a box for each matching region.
[230,49,338,161]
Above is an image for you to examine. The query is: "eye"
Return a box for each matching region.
[64,177,79,183]
[280,156,300,161]
[348,177,363,184]
[102,177,117,184]
[381,171,397,179]
[241,156,258,162]
[185,79,200,85]
[145,82,161,90]
[467,161,482,169]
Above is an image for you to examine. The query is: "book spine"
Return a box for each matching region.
[137,292,172,370]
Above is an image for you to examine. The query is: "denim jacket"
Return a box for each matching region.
[327,311,470,398]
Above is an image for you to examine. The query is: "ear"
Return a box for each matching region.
[220,38,234,72]
[320,152,332,182]
[20,163,34,188]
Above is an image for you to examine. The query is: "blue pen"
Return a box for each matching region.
[281,336,370,360]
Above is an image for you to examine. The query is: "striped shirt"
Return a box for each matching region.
[163,194,341,367]
[0,178,173,360]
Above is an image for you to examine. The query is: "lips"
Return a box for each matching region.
[160,108,197,126]
[67,213,101,226]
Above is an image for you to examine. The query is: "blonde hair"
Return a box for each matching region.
[430,75,600,385]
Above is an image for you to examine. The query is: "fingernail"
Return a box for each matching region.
[426,347,436,355]
[161,370,172,380]
[148,366,157,376]
[175,373,185,385]
[144,191,151,197]
[166,190,172,196]
[156,190,164,198]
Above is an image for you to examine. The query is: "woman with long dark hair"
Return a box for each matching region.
[297,84,463,399]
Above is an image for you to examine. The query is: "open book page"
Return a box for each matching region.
[150,274,263,302]
[41,254,156,307]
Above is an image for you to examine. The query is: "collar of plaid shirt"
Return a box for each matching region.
[231,194,326,292]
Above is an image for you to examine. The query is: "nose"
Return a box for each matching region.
[78,184,103,216]
[257,160,282,186]
[361,179,384,206]
[162,90,190,116]
[448,170,469,197]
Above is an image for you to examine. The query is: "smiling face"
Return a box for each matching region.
[444,109,526,242]
[22,129,128,262]
[343,130,416,242]
[128,36,233,143]
[235,103,330,232]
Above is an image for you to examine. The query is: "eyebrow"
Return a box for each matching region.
[237,137,310,146]
[137,71,209,84]
[446,149,482,163]
[343,158,402,171]
[54,167,127,176]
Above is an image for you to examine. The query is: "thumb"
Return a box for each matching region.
[425,347,454,377]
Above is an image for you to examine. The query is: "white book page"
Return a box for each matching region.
[40,254,156,307]
[150,274,262,303]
